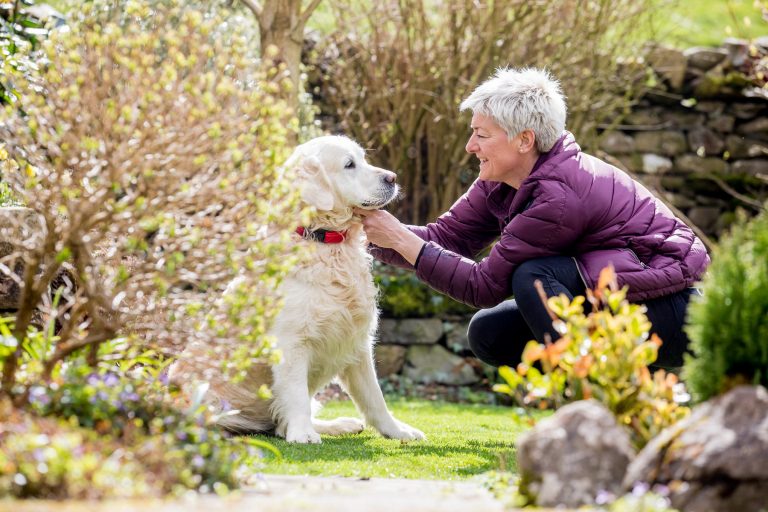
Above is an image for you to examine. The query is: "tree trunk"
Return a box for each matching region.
[242,0,323,118]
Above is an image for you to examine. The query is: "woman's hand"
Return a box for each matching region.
[353,208,425,265]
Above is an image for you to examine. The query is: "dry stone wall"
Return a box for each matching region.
[598,39,768,240]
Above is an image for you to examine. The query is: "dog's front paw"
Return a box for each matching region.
[314,417,365,436]
[285,425,322,444]
[379,420,425,441]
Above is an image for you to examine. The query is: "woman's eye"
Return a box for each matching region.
[344,160,356,169]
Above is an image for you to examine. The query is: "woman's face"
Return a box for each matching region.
[465,114,533,187]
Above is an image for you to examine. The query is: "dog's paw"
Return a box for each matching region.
[379,420,425,441]
[285,426,322,444]
[313,417,365,436]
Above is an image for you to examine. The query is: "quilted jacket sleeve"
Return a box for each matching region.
[415,181,587,308]
[370,180,501,269]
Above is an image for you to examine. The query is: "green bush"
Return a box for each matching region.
[684,206,768,401]
[494,267,690,449]
[374,262,475,318]
[0,337,277,498]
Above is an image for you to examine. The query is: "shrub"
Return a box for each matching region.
[0,347,274,498]
[374,262,474,318]
[0,0,303,404]
[684,206,768,401]
[308,0,651,223]
[493,267,690,448]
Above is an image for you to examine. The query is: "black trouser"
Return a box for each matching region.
[467,256,697,369]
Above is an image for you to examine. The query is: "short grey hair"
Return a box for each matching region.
[460,67,567,153]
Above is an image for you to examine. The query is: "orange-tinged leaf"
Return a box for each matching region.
[522,340,545,364]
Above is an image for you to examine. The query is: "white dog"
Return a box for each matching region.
[171,136,424,444]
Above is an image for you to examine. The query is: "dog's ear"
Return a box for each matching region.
[297,155,335,211]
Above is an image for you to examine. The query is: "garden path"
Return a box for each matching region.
[3,474,509,512]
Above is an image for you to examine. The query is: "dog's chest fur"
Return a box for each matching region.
[273,230,378,389]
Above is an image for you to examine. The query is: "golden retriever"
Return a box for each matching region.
[170,136,424,444]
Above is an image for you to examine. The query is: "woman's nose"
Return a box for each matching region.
[465,135,477,153]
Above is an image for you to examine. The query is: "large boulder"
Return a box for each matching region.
[516,400,636,508]
[623,385,768,512]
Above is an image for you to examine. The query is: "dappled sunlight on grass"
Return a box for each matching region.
[250,398,542,480]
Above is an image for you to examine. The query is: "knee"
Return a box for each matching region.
[467,311,501,366]
[511,258,548,297]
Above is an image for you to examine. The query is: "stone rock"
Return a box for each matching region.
[378,318,443,345]
[517,400,636,508]
[730,160,768,177]
[687,127,725,156]
[633,131,688,156]
[723,37,751,67]
[647,45,687,91]
[641,154,673,174]
[742,86,768,101]
[674,154,729,174]
[725,135,768,159]
[663,192,696,209]
[599,132,635,155]
[686,206,722,233]
[684,47,728,71]
[444,320,470,353]
[693,101,724,114]
[730,102,768,120]
[403,345,478,385]
[706,114,735,133]
[661,110,706,129]
[623,385,768,512]
[737,116,768,135]
[623,108,666,127]
[374,344,407,378]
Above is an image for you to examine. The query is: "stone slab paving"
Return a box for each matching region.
[0,474,509,512]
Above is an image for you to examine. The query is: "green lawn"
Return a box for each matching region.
[251,397,533,480]
[652,0,767,47]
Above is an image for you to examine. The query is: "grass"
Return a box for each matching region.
[252,397,537,480]
[651,0,767,47]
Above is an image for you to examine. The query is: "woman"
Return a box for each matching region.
[355,67,709,369]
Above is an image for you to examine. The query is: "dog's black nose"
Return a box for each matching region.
[383,171,396,184]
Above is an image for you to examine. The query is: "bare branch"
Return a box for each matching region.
[702,173,766,212]
[299,0,323,28]
[240,0,263,17]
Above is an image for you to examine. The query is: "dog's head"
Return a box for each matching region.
[286,136,398,215]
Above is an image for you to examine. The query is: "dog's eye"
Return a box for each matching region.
[344,159,356,169]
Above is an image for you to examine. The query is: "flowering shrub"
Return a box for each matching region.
[0,338,278,498]
[0,0,302,498]
[493,267,690,448]
[0,0,303,404]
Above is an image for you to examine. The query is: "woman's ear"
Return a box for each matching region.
[297,155,335,211]
[519,129,536,153]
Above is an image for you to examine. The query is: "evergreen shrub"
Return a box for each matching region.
[684,206,768,401]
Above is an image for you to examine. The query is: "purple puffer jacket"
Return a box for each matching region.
[372,132,710,308]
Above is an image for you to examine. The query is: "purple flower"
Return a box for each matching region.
[87,374,101,386]
[632,481,650,497]
[103,373,120,387]
[191,454,205,468]
[158,371,169,386]
[595,489,615,505]
[28,386,51,406]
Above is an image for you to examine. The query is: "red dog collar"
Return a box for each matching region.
[295,226,348,244]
